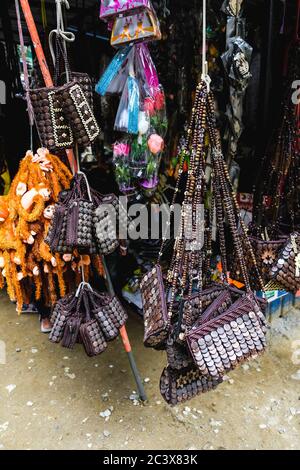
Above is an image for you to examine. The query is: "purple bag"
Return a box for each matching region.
[100,0,152,21]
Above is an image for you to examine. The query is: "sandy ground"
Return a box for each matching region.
[0,290,300,450]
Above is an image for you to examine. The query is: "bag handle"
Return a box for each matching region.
[49,0,75,85]
[77,171,93,202]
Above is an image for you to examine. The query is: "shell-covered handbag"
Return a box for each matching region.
[30,37,99,150]
[49,288,84,343]
[270,232,300,293]
[94,195,120,255]
[140,264,170,349]
[100,0,152,21]
[46,174,96,255]
[160,365,223,406]
[111,7,161,47]
[90,289,128,341]
[58,81,100,148]
[29,86,74,151]
[186,293,267,380]
[230,235,288,290]
[94,193,130,255]
[79,291,108,357]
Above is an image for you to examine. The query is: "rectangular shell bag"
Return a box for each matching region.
[29,86,74,151]
[58,81,100,148]
[186,293,267,380]
[160,365,223,406]
[140,264,169,349]
[100,0,152,21]
[111,8,161,47]
[270,232,300,293]
[90,290,128,341]
[80,319,108,357]
[174,283,228,342]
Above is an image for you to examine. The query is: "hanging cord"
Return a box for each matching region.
[15,0,34,149]
[201,0,211,92]
[49,0,75,80]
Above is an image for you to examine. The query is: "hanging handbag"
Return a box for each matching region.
[90,289,128,341]
[46,173,96,255]
[94,195,120,255]
[230,234,288,290]
[79,291,108,357]
[140,264,170,349]
[110,7,161,47]
[58,81,100,147]
[184,93,267,381]
[186,293,267,380]
[49,287,84,343]
[30,37,99,150]
[160,365,223,406]
[61,314,82,349]
[50,290,76,324]
[94,193,129,255]
[100,0,152,21]
[29,86,74,151]
[270,232,300,293]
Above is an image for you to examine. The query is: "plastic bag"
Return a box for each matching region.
[114,76,140,134]
[113,141,135,193]
[95,45,132,96]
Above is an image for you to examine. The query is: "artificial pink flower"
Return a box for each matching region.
[148,134,164,154]
[113,142,131,157]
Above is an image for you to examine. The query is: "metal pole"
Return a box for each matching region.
[101,257,147,402]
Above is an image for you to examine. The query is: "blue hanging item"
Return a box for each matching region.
[127,76,139,134]
[95,45,132,96]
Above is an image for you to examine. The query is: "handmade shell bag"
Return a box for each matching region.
[46,173,96,255]
[49,285,85,344]
[230,233,288,291]
[269,232,300,293]
[45,189,74,254]
[94,194,119,255]
[140,82,224,352]
[160,364,223,407]
[158,83,267,405]
[185,93,268,381]
[29,36,99,151]
[79,286,108,357]
[88,288,128,341]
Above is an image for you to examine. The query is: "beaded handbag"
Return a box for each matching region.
[29,86,74,151]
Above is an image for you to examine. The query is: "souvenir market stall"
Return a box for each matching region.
[0,0,299,405]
